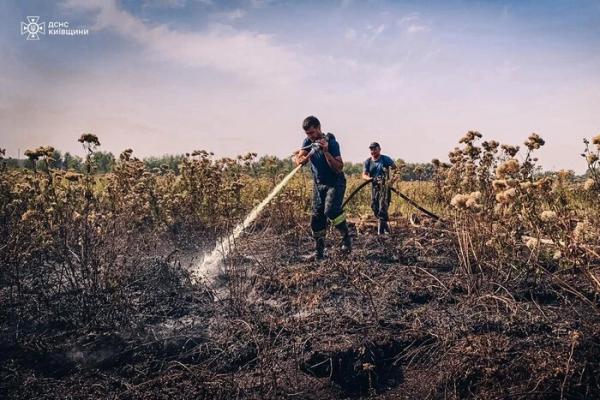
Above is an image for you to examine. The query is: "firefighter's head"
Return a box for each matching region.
[303,116,322,141]
[369,142,381,158]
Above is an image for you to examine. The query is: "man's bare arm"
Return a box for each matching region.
[295,149,310,166]
[324,152,344,174]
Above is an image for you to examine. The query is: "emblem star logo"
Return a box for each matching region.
[21,16,46,40]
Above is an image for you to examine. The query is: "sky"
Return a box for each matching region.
[1,0,599,172]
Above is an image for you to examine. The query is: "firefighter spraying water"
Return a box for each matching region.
[193,116,440,284]
[192,117,332,282]
[295,116,352,260]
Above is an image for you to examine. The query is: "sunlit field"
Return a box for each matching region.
[1,132,599,399]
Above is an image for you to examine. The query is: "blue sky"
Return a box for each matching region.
[1,0,599,172]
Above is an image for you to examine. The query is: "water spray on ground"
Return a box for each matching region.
[192,164,303,283]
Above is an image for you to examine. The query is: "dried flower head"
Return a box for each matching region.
[469,191,481,201]
[78,133,100,146]
[465,195,482,210]
[21,209,37,222]
[587,153,599,164]
[573,220,597,242]
[501,145,520,157]
[459,131,482,144]
[465,145,481,158]
[451,193,481,210]
[524,133,545,150]
[64,171,82,181]
[191,150,209,157]
[27,146,55,158]
[496,188,517,204]
[448,148,463,164]
[24,149,40,161]
[570,331,582,346]
[520,181,532,190]
[120,149,133,161]
[492,179,508,191]
[496,159,520,178]
[482,140,500,152]
[584,178,597,191]
[533,177,553,191]
[525,237,539,250]
[14,183,33,193]
[592,134,600,150]
[540,210,557,222]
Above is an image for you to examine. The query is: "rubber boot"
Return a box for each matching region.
[377,219,385,235]
[336,221,352,253]
[377,219,391,234]
[315,237,325,260]
[382,220,390,234]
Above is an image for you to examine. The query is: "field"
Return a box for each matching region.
[1,132,600,399]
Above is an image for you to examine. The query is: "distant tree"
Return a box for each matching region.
[253,155,295,177]
[93,151,116,173]
[343,161,363,176]
[63,152,83,171]
[50,149,63,169]
[396,159,434,181]
[24,158,35,170]
[4,158,20,168]
[144,154,186,174]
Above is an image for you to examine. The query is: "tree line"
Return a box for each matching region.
[3,150,581,181]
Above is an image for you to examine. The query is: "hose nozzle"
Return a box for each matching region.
[307,142,321,157]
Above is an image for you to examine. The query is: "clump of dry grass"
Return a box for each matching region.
[433,131,600,292]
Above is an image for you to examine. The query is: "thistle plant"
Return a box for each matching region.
[582,135,600,194]
[437,131,600,292]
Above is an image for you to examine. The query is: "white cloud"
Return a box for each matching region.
[219,8,246,21]
[62,0,304,86]
[398,13,430,34]
[398,13,419,25]
[344,23,386,45]
[364,23,386,43]
[406,23,429,34]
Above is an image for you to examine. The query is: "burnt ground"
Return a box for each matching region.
[2,218,600,399]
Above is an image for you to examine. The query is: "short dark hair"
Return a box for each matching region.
[302,116,320,131]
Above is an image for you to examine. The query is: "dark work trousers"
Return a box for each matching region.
[371,182,391,221]
[311,180,347,237]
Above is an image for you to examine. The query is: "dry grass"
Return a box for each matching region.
[1,132,599,399]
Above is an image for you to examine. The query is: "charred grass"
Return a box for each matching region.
[2,220,599,399]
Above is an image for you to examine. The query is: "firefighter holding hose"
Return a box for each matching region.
[362,142,397,234]
[295,116,352,260]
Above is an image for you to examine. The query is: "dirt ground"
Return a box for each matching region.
[2,219,600,399]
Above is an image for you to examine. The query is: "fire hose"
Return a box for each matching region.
[297,137,441,221]
[342,179,441,221]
